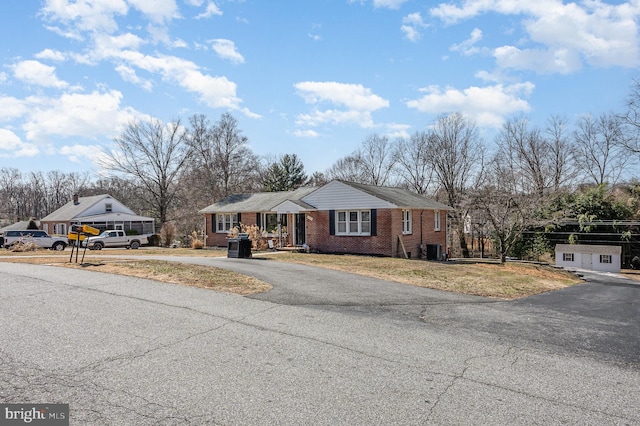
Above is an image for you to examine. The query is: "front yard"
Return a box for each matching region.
[0,247,585,299]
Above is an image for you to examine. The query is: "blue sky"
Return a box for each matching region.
[1,0,639,176]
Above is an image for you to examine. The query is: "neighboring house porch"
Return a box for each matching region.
[40,194,155,236]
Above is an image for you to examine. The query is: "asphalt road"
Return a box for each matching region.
[0,257,638,425]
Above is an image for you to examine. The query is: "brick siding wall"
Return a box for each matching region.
[305,209,447,258]
[205,209,447,257]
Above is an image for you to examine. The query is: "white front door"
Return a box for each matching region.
[581,253,592,269]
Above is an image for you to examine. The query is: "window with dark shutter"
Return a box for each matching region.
[371,209,377,236]
[329,210,335,235]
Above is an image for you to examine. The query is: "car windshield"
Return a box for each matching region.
[99,231,110,237]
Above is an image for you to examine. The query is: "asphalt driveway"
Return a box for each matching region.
[131,254,640,366]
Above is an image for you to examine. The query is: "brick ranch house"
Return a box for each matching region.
[200,180,451,259]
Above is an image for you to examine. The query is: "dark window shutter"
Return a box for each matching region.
[370,209,377,236]
[212,214,216,232]
[256,213,261,228]
[329,210,335,235]
[235,213,241,228]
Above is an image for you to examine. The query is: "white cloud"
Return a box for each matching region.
[373,0,408,9]
[195,2,223,19]
[11,60,69,89]
[115,64,153,90]
[296,109,378,128]
[35,49,66,61]
[0,96,29,120]
[292,129,320,138]
[93,33,147,57]
[384,123,411,139]
[59,143,105,165]
[0,73,7,83]
[294,81,389,128]
[40,0,129,35]
[0,129,39,157]
[211,39,244,64]
[90,44,256,116]
[430,0,640,72]
[127,0,179,24]
[406,83,534,128]
[450,28,483,56]
[22,90,138,142]
[295,81,389,111]
[493,45,582,74]
[401,12,428,42]
[1,91,141,161]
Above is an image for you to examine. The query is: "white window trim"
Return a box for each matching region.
[434,210,441,232]
[335,210,371,236]
[600,254,612,264]
[216,213,238,233]
[402,209,412,234]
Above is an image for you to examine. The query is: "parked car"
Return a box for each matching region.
[83,230,149,250]
[3,230,68,251]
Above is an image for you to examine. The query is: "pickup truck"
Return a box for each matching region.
[84,230,148,250]
[3,230,68,251]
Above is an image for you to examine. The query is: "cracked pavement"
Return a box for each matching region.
[0,258,638,425]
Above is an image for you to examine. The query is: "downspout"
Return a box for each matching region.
[420,209,424,258]
[445,211,450,260]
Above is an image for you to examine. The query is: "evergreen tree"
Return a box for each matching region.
[262,154,307,192]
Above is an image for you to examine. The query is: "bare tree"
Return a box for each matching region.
[103,118,192,225]
[395,131,435,195]
[325,134,398,186]
[325,154,368,183]
[573,113,631,185]
[357,133,398,186]
[90,176,147,214]
[544,115,578,191]
[26,172,47,220]
[0,168,22,223]
[622,78,640,155]
[496,117,550,196]
[429,113,485,257]
[473,153,541,263]
[187,113,260,201]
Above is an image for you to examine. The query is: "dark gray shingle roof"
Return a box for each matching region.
[339,181,452,210]
[40,194,128,221]
[199,186,318,213]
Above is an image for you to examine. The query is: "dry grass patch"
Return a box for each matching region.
[0,247,227,257]
[0,255,270,295]
[260,252,581,299]
[621,269,640,281]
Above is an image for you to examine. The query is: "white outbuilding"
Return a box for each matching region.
[555,244,621,273]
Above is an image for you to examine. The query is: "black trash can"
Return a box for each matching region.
[228,237,252,258]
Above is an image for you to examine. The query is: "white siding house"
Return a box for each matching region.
[555,244,621,273]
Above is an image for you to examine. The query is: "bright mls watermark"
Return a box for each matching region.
[1,404,68,425]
